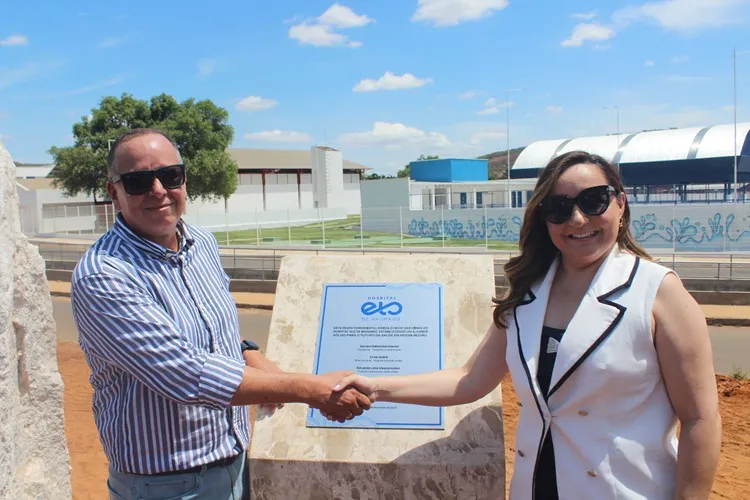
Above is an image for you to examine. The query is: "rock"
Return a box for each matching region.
[0,140,72,499]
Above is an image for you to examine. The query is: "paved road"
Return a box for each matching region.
[53,297,748,374]
[53,297,273,348]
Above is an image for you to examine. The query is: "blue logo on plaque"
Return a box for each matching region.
[361,300,403,316]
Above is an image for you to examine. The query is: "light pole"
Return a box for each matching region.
[733,47,749,203]
[506,87,523,208]
[602,106,620,165]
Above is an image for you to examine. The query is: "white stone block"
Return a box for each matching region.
[0,140,72,499]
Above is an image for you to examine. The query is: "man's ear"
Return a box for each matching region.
[106,181,121,211]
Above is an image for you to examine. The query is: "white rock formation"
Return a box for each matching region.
[0,140,72,499]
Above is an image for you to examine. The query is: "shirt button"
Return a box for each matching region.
[578,410,589,416]
[587,470,597,478]
[518,450,525,458]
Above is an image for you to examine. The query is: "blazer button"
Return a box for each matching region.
[518,450,525,458]
[587,470,597,478]
[578,410,589,416]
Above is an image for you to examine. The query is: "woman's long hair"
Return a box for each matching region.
[492,151,651,328]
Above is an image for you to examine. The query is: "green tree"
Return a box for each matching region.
[397,154,439,178]
[49,93,238,202]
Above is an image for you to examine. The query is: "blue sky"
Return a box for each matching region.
[2,0,750,175]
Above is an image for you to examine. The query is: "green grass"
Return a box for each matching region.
[212,215,519,251]
[729,366,749,380]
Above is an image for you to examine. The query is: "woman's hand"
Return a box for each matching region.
[319,373,377,421]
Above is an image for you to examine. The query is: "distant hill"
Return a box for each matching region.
[477,147,525,180]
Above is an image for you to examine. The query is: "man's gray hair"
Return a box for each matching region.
[106,128,183,180]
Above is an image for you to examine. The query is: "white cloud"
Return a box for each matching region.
[412,0,510,26]
[41,76,123,100]
[644,59,656,67]
[353,72,433,92]
[477,98,512,115]
[664,74,712,83]
[561,23,616,47]
[613,0,749,30]
[244,130,312,143]
[235,96,278,112]
[0,62,39,90]
[289,4,372,47]
[0,34,28,46]
[546,105,564,114]
[98,36,128,48]
[458,90,477,100]
[572,11,598,20]
[197,59,217,77]
[338,122,451,150]
[469,131,505,145]
[671,54,690,63]
[318,4,373,28]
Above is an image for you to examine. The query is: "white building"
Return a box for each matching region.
[359,176,537,237]
[16,146,369,235]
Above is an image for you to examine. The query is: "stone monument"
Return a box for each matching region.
[249,254,504,499]
[0,140,73,499]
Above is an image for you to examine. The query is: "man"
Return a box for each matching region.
[70,128,370,499]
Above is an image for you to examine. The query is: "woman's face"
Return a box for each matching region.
[543,163,625,270]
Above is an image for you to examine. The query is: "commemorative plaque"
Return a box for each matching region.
[306,282,444,429]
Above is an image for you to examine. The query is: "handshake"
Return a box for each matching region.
[308,371,376,423]
[258,371,376,423]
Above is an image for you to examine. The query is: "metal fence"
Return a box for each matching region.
[33,239,750,282]
[25,198,750,253]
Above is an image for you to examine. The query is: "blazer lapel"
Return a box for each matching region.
[547,247,640,398]
[513,257,559,406]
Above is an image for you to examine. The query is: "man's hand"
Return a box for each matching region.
[309,371,373,423]
[321,373,377,422]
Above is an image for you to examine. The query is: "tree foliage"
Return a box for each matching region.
[49,93,238,202]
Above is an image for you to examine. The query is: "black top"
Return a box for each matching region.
[534,326,565,500]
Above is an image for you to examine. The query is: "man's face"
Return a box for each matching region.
[106,133,187,247]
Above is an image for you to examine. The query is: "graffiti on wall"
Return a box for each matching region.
[631,212,750,250]
[407,209,750,250]
[407,215,523,241]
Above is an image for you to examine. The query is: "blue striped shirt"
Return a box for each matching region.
[70,214,250,475]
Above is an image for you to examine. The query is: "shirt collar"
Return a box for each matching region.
[112,212,195,259]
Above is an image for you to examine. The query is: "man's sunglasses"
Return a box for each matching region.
[539,185,618,224]
[111,164,186,196]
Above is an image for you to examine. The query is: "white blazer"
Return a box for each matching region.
[505,246,678,500]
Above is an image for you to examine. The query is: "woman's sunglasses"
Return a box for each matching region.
[539,185,618,224]
[111,164,186,196]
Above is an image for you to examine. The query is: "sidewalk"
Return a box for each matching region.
[47,281,750,326]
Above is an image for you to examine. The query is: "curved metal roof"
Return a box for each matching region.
[513,122,750,171]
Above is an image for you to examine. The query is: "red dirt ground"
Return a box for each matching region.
[58,342,750,499]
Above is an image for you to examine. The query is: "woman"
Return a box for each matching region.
[330,151,722,499]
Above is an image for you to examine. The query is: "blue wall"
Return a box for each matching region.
[410,159,488,182]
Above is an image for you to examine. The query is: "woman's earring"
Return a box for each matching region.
[619,218,624,228]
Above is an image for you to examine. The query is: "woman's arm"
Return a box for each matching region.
[333,321,509,407]
[652,272,722,500]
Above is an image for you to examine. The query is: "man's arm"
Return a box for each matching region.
[72,272,370,418]
[653,273,722,500]
[243,350,282,373]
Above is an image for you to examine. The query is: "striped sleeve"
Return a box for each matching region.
[71,272,245,410]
